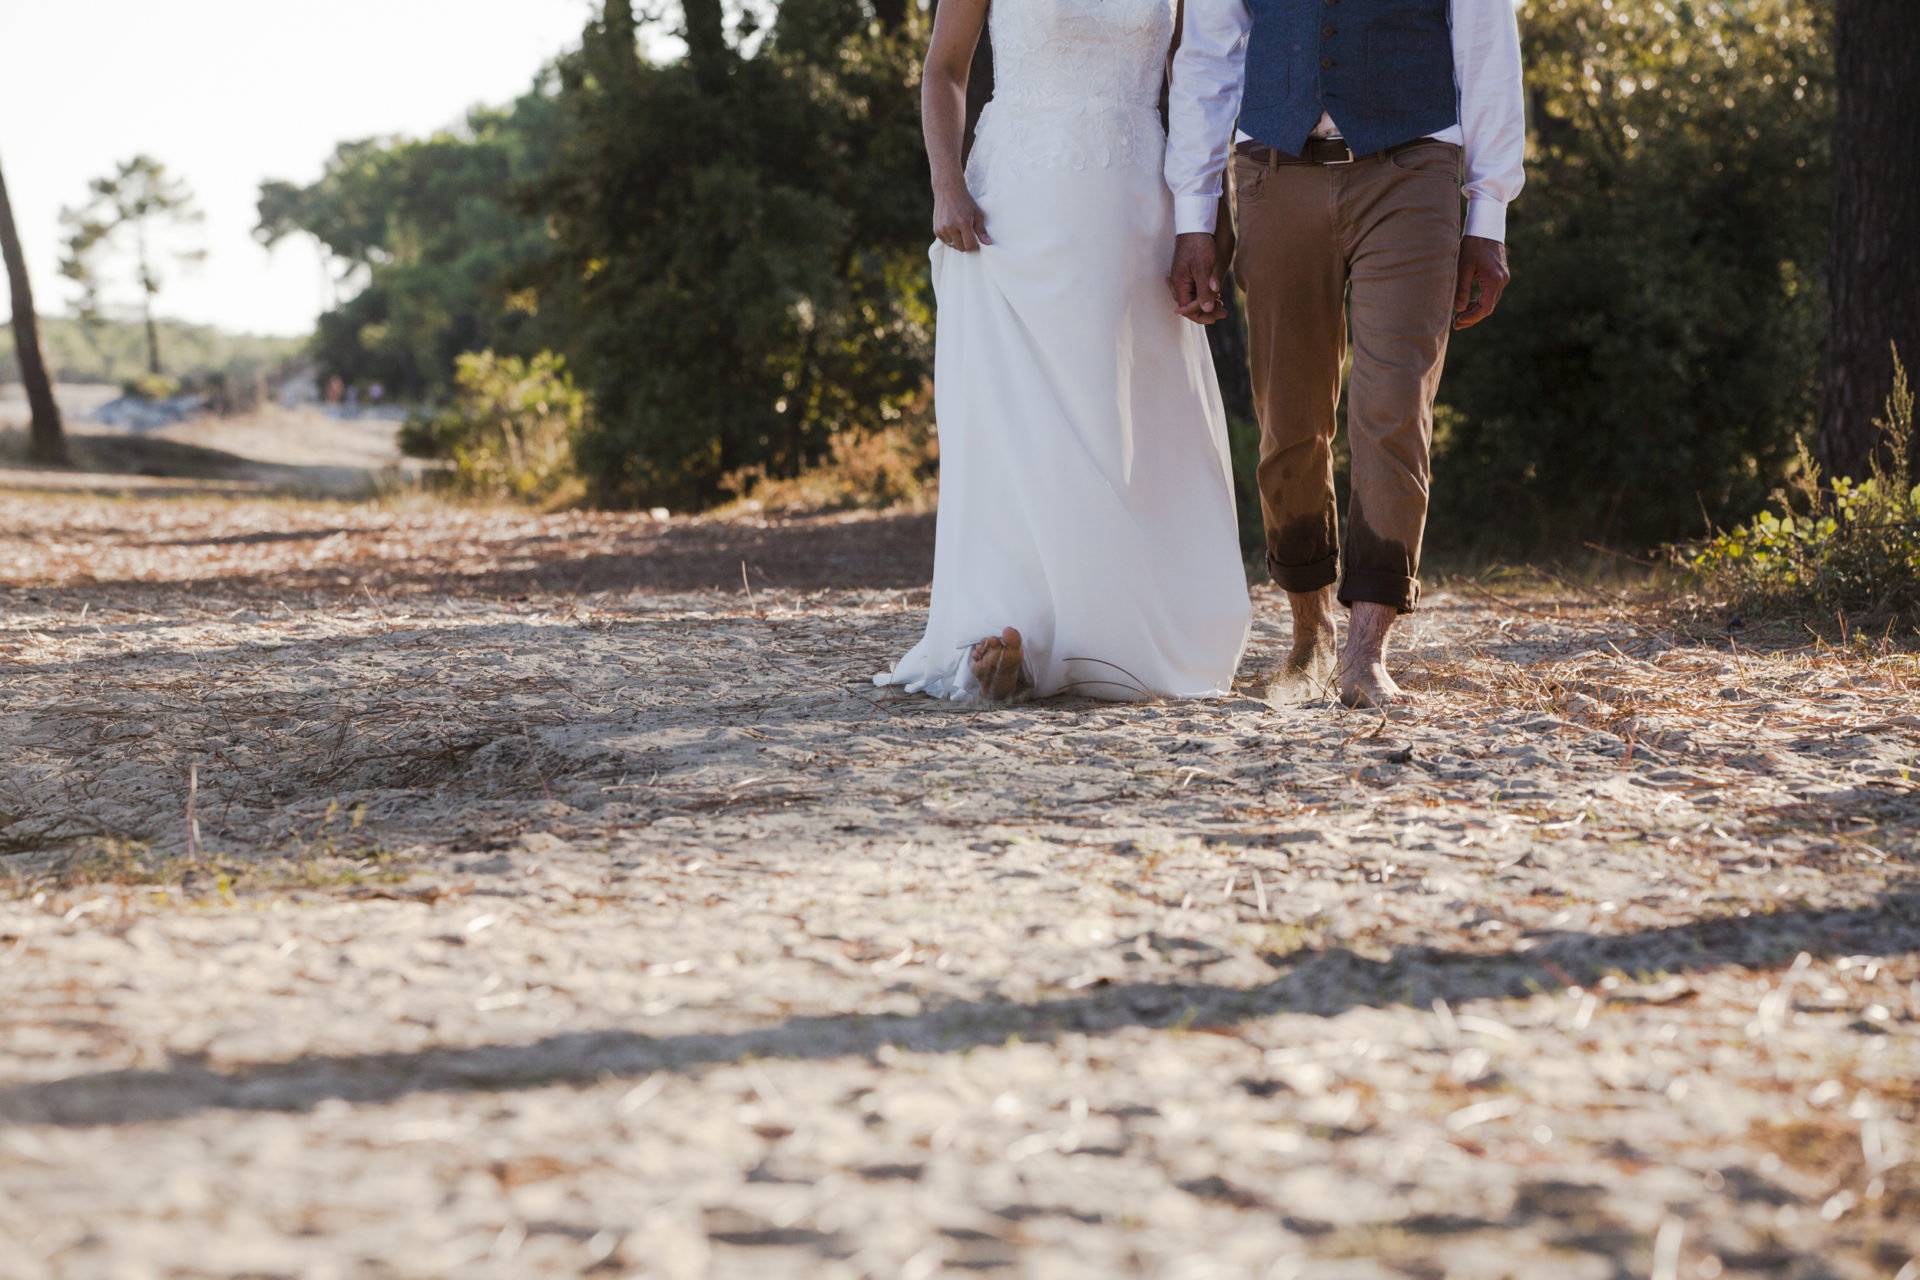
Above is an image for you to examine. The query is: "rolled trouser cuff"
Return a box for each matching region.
[1339,569,1421,614]
[1267,553,1339,596]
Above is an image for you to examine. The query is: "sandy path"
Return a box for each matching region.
[0,385,123,429]
[0,405,417,499]
[1,495,1916,1279]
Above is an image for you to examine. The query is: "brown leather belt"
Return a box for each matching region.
[1235,136,1431,167]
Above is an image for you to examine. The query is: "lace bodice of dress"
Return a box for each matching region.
[969,0,1175,176]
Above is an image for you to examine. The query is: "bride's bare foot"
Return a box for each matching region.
[970,626,1029,701]
[1264,586,1339,704]
[1338,601,1418,709]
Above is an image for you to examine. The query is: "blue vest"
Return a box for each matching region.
[1240,0,1459,159]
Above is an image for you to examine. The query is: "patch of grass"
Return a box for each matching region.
[400,351,588,509]
[0,838,420,900]
[719,420,937,516]
[1680,353,1919,626]
[0,839,183,891]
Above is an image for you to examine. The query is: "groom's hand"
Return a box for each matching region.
[1169,232,1224,325]
[1452,236,1510,330]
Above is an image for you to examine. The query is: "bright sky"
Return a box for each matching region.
[1,0,602,338]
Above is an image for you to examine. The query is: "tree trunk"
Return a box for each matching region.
[1820,0,1920,481]
[144,310,163,377]
[0,156,67,465]
[136,229,164,376]
[587,0,643,93]
[683,0,729,95]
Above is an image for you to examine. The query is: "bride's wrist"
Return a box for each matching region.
[930,172,969,202]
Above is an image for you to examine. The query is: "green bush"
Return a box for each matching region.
[519,0,933,510]
[1434,0,1833,553]
[1682,353,1918,619]
[400,351,586,505]
[121,373,182,402]
[720,417,938,514]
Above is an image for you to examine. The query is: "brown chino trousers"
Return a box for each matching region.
[1232,139,1464,613]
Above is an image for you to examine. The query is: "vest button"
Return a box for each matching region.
[1322,25,1336,35]
[1321,58,1334,69]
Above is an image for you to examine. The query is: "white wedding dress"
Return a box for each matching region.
[876,0,1252,702]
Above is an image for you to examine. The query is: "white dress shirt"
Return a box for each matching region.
[1166,0,1527,242]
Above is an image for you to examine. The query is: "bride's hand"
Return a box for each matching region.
[933,184,993,252]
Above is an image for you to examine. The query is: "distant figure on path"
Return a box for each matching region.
[1166,0,1526,707]
[876,0,1254,704]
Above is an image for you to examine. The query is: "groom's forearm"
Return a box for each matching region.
[1165,0,1254,236]
[1452,0,1528,243]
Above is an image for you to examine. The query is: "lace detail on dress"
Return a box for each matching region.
[971,99,1164,178]
[967,0,1175,178]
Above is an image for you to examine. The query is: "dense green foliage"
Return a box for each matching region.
[257,91,562,401]
[263,1,932,509]
[399,351,587,505]
[518,0,933,507]
[1434,0,1834,552]
[267,0,1843,534]
[0,314,301,387]
[1684,354,1918,618]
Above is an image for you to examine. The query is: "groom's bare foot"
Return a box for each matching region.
[1264,586,1339,704]
[1340,658,1414,709]
[1338,601,1417,709]
[970,627,1029,701]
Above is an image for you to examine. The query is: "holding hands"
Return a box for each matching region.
[1170,230,1512,329]
[1168,189,1234,325]
[1167,232,1225,325]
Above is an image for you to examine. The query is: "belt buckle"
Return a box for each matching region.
[1321,140,1355,166]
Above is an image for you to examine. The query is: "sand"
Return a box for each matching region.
[1,491,1915,1279]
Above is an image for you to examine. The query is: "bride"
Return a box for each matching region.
[876,0,1252,703]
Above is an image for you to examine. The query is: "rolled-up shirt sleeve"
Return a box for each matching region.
[1453,0,1527,242]
[1166,0,1253,236]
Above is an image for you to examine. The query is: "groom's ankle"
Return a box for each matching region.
[1286,586,1338,626]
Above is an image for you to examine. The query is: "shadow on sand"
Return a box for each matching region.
[0,428,387,499]
[4,889,1913,1129]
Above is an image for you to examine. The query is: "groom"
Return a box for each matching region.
[1165,0,1526,707]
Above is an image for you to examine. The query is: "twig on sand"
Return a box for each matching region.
[1454,579,1560,620]
[1582,541,1659,568]
[185,763,203,858]
[520,725,554,803]
[1338,706,1392,746]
